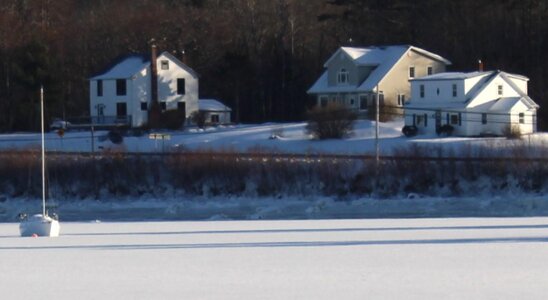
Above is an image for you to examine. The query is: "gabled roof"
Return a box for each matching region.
[406,70,539,112]
[90,51,198,80]
[199,99,232,112]
[308,45,451,94]
[90,54,150,80]
[410,71,491,81]
[324,45,451,68]
[159,51,199,78]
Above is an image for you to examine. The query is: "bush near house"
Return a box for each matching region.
[503,124,522,139]
[306,104,358,139]
[367,104,400,122]
[402,125,418,137]
[190,111,207,129]
[437,124,454,136]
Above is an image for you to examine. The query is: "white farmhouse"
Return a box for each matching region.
[89,48,199,128]
[404,70,539,136]
[307,45,451,111]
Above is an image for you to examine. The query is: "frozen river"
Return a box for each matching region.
[2,217,548,299]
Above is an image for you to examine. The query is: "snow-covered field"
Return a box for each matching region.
[2,217,548,299]
[1,119,547,154]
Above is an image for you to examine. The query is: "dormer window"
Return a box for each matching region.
[161,60,169,70]
[498,85,503,95]
[337,68,349,84]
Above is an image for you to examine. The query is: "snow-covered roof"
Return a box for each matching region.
[488,97,521,111]
[325,45,451,68]
[308,45,451,94]
[91,55,150,80]
[90,51,199,80]
[411,71,491,81]
[199,99,232,112]
[307,71,366,94]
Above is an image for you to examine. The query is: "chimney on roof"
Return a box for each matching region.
[478,59,484,72]
[181,49,187,65]
[151,41,158,104]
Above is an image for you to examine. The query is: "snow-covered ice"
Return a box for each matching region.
[2,218,548,299]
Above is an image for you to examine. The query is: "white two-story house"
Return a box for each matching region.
[307,45,451,111]
[89,50,199,128]
[404,70,539,136]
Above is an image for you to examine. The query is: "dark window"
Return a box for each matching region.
[177,102,186,114]
[427,66,433,75]
[97,80,103,97]
[450,114,459,125]
[350,98,355,106]
[519,113,524,124]
[160,102,167,110]
[141,102,148,111]
[211,114,220,123]
[452,84,457,97]
[116,79,126,96]
[409,67,415,78]
[482,113,487,124]
[420,85,425,98]
[320,96,328,108]
[116,102,127,116]
[359,95,368,110]
[424,114,428,127]
[177,78,185,95]
[161,60,169,70]
[498,85,503,95]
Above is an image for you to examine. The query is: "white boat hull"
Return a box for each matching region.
[19,214,60,237]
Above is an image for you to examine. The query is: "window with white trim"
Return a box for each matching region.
[397,94,405,106]
[427,66,433,75]
[337,68,349,84]
[498,85,503,95]
[519,113,525,124]
[161,60,169,70]
[409,66,415,78]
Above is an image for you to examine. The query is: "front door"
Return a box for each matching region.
[116,102,127,124]
[435,110,441,130]
[116,103,127,117]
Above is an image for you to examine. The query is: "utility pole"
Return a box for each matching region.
[375,85,380,163]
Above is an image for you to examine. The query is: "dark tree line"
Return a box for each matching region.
[0,0,547,131]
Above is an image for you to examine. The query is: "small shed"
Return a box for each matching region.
[199,99,232,125]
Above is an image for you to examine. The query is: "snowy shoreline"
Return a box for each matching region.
[2,194,548,222]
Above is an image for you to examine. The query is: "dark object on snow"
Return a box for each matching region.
[402,125,418,137]
[108,130,124,144]
[436,124,454,136]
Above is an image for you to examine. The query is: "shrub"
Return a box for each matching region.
[367,103,400,122]
[503,124,521,139]
[402,125,418,137]
[190,111,207,128]
[306,104,357,139]
[436,124,454,136]
[161,110,186,130]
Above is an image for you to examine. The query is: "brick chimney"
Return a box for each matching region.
[151,42,158,104]
[478,59,484,72]
[181,49,187,65]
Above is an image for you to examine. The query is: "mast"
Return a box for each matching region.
[40,86,46,216]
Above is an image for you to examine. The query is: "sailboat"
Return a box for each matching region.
[19,86,61,237]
